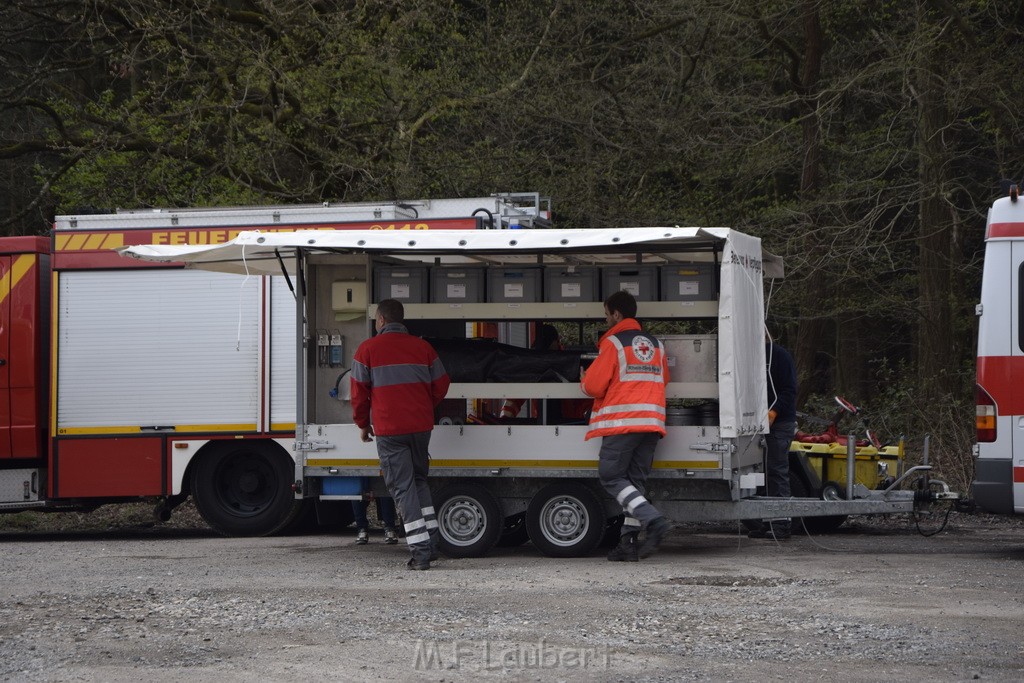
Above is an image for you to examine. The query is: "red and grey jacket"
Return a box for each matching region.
[581,318,669,440]
[351,323,450,436]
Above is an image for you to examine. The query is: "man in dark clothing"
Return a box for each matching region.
[749,337,799,540]
[351,299,450,569]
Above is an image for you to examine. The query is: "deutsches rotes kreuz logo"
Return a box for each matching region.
[632,336,656,363]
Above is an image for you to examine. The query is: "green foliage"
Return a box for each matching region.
[3,0,1024,488]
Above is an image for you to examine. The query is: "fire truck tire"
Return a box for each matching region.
[526,482,604,558]
[191,443,302,537]
[495,513,530,547]
[435,483,503,558]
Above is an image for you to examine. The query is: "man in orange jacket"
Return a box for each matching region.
[581,291,672,561]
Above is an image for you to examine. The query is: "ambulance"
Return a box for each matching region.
[974,185,1024,514]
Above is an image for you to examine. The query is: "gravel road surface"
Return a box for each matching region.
[1,509,1022,682]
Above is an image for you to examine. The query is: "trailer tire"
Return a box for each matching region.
[191,442,301,537]
[496,513,531,548]
[435,483,502,558]
[526,482,604,558]
[801,481,848,534]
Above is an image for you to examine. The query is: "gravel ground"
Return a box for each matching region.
[1,506,1023,682]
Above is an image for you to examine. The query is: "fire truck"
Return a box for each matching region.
[974,184,1024,514]
[0,193,550,535]
[120,218,958,556]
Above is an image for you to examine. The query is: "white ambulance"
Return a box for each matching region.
[974,185,1024,514]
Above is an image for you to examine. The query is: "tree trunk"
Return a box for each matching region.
[915,10,955,404]
[793,2,827,408]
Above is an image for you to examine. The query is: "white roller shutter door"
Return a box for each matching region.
[57,270,260,430]
[269,277,297,429]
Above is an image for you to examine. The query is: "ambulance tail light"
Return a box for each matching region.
[976,384,996,443]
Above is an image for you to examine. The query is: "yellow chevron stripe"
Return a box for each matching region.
[64,234,88,251]
[101,234,124,249]
[83,233,106,250]
[0,254,36,306]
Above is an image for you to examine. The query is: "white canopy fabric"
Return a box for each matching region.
[119,226,778,436]
[119,227,784,278]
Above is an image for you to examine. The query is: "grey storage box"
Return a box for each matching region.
[544,266,600,302]
[661,263,716,301]
[374,264,429,303]
[431,266,485,303]
[487,266,542,303]
[660,334,717,383]
[601,265,657,301]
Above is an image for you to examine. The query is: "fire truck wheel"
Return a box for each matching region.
[495,513,530,547]
[435,483,503,558]
[191,443,302,537]
[526,482,604,558]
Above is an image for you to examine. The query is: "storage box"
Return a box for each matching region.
[544,266,599,302]
[601,265,657,301]
[321,476,366,499]
[661,263,716,301]
[374,265,428,303]
[431,266,485,303]
[660,334,717,383]
[487,266,542,303]
[790,443,903,491]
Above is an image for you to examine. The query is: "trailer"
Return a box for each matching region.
[121,223,958,557]
[0,193,550,535]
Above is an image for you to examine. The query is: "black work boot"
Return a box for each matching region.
[607,531,639,562]
[638,517,673,559]
[748,521,791,540]
[406,556,431,571]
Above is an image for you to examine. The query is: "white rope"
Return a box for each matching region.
[237,242,251,351]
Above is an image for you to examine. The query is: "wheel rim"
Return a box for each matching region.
[439,496,489,547]
[212,451,278,518]
[822,484,843,501]
[537,495,591,547]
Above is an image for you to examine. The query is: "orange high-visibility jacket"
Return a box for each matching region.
[581,318,669,440]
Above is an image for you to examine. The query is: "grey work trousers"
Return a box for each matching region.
[763,420,798,527]
[597,432,663,536]
[377,431,438,562]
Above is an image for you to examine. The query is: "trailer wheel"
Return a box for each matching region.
[191,442,302,537]
[526,482,604,558]
[801,481,848,534]
[435,483,502,558]
[495,513,531,548]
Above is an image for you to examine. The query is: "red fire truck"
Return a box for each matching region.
[0,194,550,535]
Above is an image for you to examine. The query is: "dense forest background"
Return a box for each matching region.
[3,0,1023,491]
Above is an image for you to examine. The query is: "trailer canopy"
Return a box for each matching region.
[119,227,783,277]
[120,227,779,437]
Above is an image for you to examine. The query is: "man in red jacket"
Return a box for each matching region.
[351,299,450,570]
[581,291,672,561]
